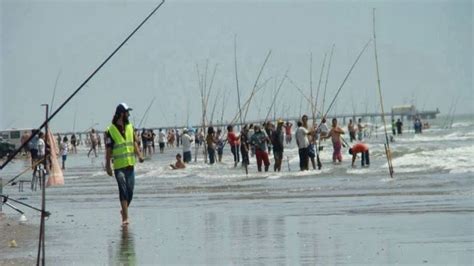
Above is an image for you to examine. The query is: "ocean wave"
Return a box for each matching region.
[390,145,474,174]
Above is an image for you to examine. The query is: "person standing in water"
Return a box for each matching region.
[348,119,356,142]
[181,128,193,163]
[295,121,310,171]
[87,129,98,157]
[206,126,217,165]
[158,128,166,153]
[215,129,225,163]
[227,125,240,167]
[60,136,69,170]
[391,119,397,136]
[323,118,345,164]
[357,118,365,141]
[250,124,271,172]
[105,103,144,226]
[396,118,403,135]
[240,125,250,167]
[283,121,293,144]
[70,134,77,154]
[271,119,285,172]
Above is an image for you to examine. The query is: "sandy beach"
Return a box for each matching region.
[0,213,38,265]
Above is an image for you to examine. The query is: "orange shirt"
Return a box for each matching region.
[352,143,368,153]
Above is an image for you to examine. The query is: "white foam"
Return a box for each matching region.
[389,145,474,174]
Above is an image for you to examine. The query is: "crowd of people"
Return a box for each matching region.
[17,102,425,226]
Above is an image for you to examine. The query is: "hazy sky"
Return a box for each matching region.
[1,0,472,132]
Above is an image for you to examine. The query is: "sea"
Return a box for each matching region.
[1,114,473,265]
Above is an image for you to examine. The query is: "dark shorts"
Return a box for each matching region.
[159,142,165,149]
[62,155,67,161]
[114,166,135,204]
[183,151,192,163]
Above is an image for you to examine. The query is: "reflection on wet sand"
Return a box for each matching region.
[109,226,136,266]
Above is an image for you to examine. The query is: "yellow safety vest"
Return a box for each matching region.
[108,124,136,169]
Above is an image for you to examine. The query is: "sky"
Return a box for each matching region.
[1,0,472,132]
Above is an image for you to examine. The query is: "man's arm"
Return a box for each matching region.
[352,154,357,167]
[134,140,144,163]
[105,147,113,176]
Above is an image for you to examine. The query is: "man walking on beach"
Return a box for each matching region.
[105,103,144,226]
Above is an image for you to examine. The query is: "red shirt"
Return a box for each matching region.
[352,143,368,153]
[227,132,240,146]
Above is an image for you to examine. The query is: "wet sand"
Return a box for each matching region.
[0,213,38,265]
[1,141,473,265]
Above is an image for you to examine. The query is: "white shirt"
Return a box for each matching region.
[295,126,309,149]
[38,138,45,156]
[182,133,192,152]
[319,123,329,135]
[61,142,68,156]
[158,131,166,143]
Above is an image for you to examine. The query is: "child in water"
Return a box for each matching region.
[170,153,185,170]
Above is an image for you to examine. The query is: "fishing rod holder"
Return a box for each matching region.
[1,194,50,217]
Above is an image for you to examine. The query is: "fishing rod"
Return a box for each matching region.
[287,76,324,117]
[49,69,62,114]
[6,158,45,186]
[72,103,78,133]
[264,71,288,122]
[229,76,272,125]
[138,97,156,129]
[209,89,222,125]
[0,195,50,216]
[322,39,371,119]
[242,50,272,123]
[312,52,327,170]
[321,44,335,114]
[0,0,166,171]
[37,104,48,266]
[234,36,247,175]
[373,9,394,178]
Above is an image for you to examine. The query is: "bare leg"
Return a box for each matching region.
[120,200,129,225]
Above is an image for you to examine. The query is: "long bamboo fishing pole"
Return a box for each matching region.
[312,52,327,169]
[264,71,288,122]
[287,76,323,117]
[373,9,394,178]
[229,76,272,125]
[195,63,205,162]
[49,69,62,113]
[234,36,247,174]
[242,50,272,123]
[37,104,48,266]
[138,97,156,128]
[209,90,221,125]
[322,39,371,119]
[0,0,166,170]
[321,44,335,114]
